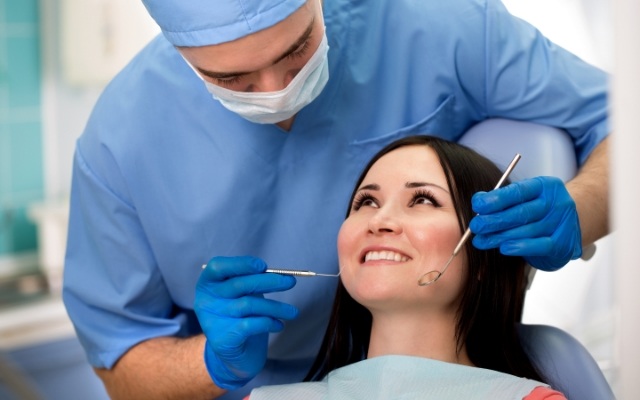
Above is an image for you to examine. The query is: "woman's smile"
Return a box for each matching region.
[363,250,411,263]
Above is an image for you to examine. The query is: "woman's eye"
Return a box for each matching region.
[413,196,434,205]
[361,198,377,207]
[409,189,440,207]
[352,192,378,211]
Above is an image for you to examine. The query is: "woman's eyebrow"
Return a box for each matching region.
[196,18,315,80]
[405,181,450,193]
[357,182,449,193]
[357,183,380,192]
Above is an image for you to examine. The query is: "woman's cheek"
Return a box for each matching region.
[338,218,370,299]
[337,222,355,274]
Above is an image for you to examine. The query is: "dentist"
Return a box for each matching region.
[63,0,609,399]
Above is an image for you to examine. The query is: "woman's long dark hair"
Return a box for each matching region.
[305,135,544,383]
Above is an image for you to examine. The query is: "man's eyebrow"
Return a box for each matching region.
[195,18,315,80]
[272,18,315,64]
[406,181,450,193]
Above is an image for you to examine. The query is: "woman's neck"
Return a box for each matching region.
[366,311,473,366]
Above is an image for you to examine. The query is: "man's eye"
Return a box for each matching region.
[286,40,311,60]
[214,76,242,87]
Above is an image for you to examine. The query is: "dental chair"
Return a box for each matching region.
[460,119,615,400]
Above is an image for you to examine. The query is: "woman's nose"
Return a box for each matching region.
[367,210,402,235]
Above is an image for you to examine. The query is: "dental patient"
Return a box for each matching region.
[247,135,566,399]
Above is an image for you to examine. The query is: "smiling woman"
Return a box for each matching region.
[338,145,465,318]
[246,135,566,400]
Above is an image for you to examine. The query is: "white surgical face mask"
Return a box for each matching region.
[190,32,329,124]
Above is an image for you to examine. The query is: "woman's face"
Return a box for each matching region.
[338,145,467,314]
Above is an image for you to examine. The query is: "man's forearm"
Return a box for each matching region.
[566,135,610,246]
[94,335,225,400]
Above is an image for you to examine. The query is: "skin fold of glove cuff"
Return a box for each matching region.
[203,341,251,391]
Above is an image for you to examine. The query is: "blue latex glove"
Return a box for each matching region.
[469,176,582,271]
[195,256,298,390]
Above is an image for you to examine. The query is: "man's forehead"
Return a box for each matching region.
[142,0,307,47]
[191,18,317,79]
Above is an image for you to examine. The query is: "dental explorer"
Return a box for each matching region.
[417,153,522,286]
[201,264,340,277]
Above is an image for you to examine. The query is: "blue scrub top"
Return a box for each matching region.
[63,0,608,398]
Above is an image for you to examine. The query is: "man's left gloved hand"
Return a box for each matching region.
[469,176,582,271]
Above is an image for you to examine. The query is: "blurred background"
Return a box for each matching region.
[0,0,635,399]
[0,1,158,398]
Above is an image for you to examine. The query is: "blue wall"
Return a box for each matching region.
[0,0,43,256]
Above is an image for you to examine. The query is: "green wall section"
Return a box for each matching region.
[0,0,43,255]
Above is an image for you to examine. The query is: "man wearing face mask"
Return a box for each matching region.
[62,0,609,399]
[185,34,329,126]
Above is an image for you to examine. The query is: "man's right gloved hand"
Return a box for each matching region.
[195,256,299,390]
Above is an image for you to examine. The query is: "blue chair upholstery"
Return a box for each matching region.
[518,323,615,400]
[459,119,614,399]
[458,118,577,183]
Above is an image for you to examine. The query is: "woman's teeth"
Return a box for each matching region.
[364,251,409,262]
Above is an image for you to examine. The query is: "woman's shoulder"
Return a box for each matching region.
[524,386,567,400]
[245,385,567,400]
[246,381,327,400]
